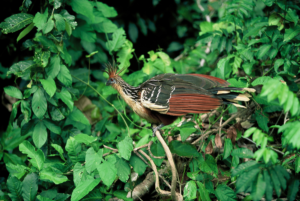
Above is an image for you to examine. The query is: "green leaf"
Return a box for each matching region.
[284,26,300,42]
[33,121,47,148]
[178,127,196,142]
[295,157,300,173]
[22,173,38,201]
[85,148,103,173]
[40,167,68,184]
[68,107,89,125]
[40,78,56,98]
[135,135,150,148]
[95,19,118,33]
[255,110,269,132]
[287,179,299,201]
[71,178,101,201]
[74,134,97,144]
[215,184,237,201]
[115,157,131,182]
[231,56,242,74]
[231,148,253,158]
[256,44,272,59]
[117,136,133,160]
[183,181,197,200]
[51,144,65,161]
[43,18,54,34]
[97,160,117,187]
[32,88,47,119]
[223,138,233,159]
[169,141,199,157]
[17,22,34,42]
[0,13,34,34]
[128,23,138,43]
[46,55,61,79]
[7,60,35,79]
[19,141,45,170]
[7,176,23,201]
[286,8,299,25]
[44,119,61,134]
[33,8,48,31]
[217,57,231,79]
[117,40,134,70]
[6,163,27,179]
[69,0,94,23]
[95,2,118,18]
[55,87,73,110]
[65,137,81,164]
[197,182,211,201]
[4,86,23,99]
[35,36,57,53]
[129,154,147,175]
[106,28,126,54]
[53,14,65,32]
[57,65,72,87]
[252,173,266,201]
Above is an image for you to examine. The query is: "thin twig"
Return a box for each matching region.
[148,141,165,159]
[103,145,118,152]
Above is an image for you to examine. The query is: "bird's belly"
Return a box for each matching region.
[132,102,160,124]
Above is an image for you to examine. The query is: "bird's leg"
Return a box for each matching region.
[151,124,165,137]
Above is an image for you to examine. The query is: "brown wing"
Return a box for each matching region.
[139,73,224,116]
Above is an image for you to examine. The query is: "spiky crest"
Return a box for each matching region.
[104,62,126,78]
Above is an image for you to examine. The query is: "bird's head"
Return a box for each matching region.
[104,63,125,86]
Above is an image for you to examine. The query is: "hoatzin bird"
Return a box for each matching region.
[105,64,255,135]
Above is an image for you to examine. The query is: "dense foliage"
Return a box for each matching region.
[0,0,300,200]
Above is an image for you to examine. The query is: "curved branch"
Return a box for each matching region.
[148,141,165,159]
[155,130,182,201]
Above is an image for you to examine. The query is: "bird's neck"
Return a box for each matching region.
[112,78,140,107]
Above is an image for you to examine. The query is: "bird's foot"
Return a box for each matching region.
[151,124,165,137]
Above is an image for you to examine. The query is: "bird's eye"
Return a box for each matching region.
[110,78,114,81]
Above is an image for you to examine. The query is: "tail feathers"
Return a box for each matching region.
[211,87,255,108]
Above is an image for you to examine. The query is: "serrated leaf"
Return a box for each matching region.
[6,163,27,179]
[33,8,48,31]
[33,121,47,148]
[85,148,103,173]
[0,13,34,34]
[117,40,134,70]
[4,86,23,99]
[97,161,117,187]
[32,88,47,119]
[197,182,211,201]
[117,136,133,160]
[287,179,299,201]
[115,157,130,182]
[106,28,126,53]
[255,110,269,132]
[169,141,200,157]
[57,65,72,87]
[40,78,56,98]
[71,178,101,201]
[22,173,38,201]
